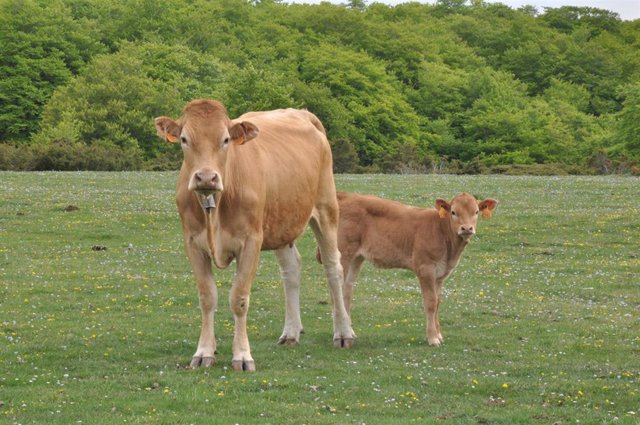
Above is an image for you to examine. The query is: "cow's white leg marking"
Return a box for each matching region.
[310,212,355,348]
[185,237,218,368]
[276,244,303,345]
[229,236,261,372]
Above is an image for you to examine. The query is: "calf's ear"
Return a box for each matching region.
[229,121,259,145]
[154,117,181,144]
[435,198,450,218]
[478,198,498,219]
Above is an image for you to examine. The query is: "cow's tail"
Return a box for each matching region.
[315,246,323,264]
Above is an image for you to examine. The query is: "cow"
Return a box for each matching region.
[327,191,497,347]
[154,99,354,372]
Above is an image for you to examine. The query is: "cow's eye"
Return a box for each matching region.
[180,136,188,145]
[451,210,457,216]
[223,137,230,145]
[475,210,479,215]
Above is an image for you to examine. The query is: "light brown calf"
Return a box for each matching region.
[334,192,497,346]
[154,100,354,371]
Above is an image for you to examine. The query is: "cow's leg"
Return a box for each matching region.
[185,239,218,368]
[276,244,303,345]
[229,237,261,372]
[417,266,442,346]
[343,255,364,319]
[310,213,355,348]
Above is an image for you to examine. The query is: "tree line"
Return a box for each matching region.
[1,0,639,174]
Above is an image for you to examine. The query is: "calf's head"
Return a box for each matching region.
[436,193,498,240]
[154,99,258,195]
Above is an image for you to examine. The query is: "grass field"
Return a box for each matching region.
[1,172,638,424]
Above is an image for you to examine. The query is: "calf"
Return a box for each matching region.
[333,192,497,346]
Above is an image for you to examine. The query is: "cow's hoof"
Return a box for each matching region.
[333,337,354,348]
[190,355,216,368]
[278,335,300,346]
[232,359,256,372]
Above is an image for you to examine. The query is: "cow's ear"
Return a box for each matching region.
[478,198,498,219]
[229,121,259,145]
[435,198,450,218]
[154,117,181,144]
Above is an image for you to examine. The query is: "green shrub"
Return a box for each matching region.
[489,163,590,175]
[0,142,143,171]
[143,149,182,171]
[331,138,360,173]
[0,143,35,170]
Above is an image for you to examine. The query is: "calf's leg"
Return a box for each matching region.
[342,255,364,318]
[417,266,443,346]
[435,278,445,343]
[184,238,218,368]
[276,244,304,345]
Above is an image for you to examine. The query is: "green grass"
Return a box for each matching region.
[1,172,638,424]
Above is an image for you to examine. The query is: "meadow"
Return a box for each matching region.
[1,172,638,424]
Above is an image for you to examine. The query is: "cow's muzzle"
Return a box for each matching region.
[189,170,223,194]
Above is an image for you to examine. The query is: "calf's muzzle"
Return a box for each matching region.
[458,225,475,237]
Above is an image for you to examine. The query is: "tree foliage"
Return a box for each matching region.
[1,0,638,173]
[0,0,105,141]
[35,42,226,158]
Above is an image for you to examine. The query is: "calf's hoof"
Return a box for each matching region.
[190,355,216,368]
[427,337,443,347]
[232,359,256,372]
[333,337,354,348]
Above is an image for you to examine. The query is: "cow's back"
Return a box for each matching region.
[226,109,333,249]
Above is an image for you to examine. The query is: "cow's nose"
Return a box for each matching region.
[194,171,219,191]
[195,171,218,184]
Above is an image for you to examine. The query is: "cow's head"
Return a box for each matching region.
[436,193,498,240]
[154,99,258,196]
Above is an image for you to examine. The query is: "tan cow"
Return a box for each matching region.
[331,192,497,346]
[154,99,354,372]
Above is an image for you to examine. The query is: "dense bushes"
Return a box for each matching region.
[0,143,143,171]
[1,140,636,175]
[1,0,639,174]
